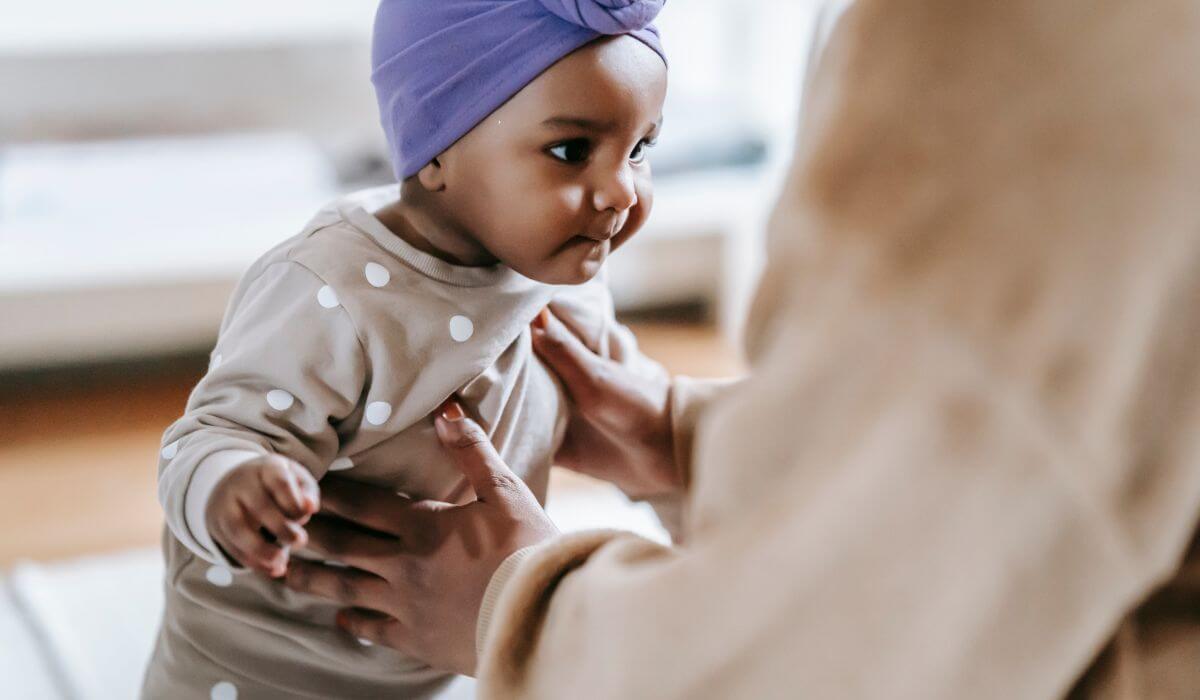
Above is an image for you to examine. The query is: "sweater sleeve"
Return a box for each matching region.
[633,376,739,541]
[157,261,367,565]
[475,292,1200,699]
[668,376,739,488]
[473,0,1200,696]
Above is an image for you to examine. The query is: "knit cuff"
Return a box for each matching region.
[669,376,741,489]
[476,545,544,659]
[184,449,264,568]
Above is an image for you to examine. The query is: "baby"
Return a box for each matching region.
[140,1,668,698]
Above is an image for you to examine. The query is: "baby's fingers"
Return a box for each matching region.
[240,486,309,549]
[260,456,319,520]
[292,462,321,515]
[215,506,289,577]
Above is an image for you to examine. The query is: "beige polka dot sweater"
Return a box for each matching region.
[142,185,636,698]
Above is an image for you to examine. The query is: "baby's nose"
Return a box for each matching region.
[592,164,638,213]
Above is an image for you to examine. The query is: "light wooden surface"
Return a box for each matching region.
[0,321,741,566]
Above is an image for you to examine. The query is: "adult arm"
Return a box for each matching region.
[474,0,1200,696]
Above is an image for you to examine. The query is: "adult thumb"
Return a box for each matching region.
[434,400,520,505]
[530,307,607,407]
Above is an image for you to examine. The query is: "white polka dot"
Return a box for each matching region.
[364,262,391,287]
[317,285,340,309]
[209,353,223,371]
[210,681,238,700]
[161,440,179,460]
[449,315,474,342]
[329,457,354,472]
[206,566,233,587]
[365,401,392,426]
[266,389,295,411]
[358,637,374,647]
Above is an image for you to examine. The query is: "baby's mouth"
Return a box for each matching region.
[581,215,626,242]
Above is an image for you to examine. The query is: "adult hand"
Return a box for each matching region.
[282,401,558,676]
[532,306,681,499]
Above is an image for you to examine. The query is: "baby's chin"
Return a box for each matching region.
[515,238,610,286]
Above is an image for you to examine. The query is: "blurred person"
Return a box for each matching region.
[283,0,1200,697]
[141,1,669,697]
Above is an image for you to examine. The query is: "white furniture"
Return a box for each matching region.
[0,1,822,371]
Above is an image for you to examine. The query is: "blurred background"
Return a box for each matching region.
[0,1,827,697]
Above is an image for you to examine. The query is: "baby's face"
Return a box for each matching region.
[437,35,668,285]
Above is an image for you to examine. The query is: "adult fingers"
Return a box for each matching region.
[320,477,422,538]
[434,401,523,506]
[336,608,412,655]
[530,307,608,407]
[303,515,403,574]
[283,559,390,610]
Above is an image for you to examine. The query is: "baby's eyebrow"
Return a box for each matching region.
[542,115,665,135]
[541,116,617,132]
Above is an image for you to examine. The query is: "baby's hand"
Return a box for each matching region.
[206,455,320,578]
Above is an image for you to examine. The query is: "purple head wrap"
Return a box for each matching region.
[371,0,667,180]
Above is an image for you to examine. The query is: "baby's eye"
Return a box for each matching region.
[548,139,592,164]
[630,138,657,164]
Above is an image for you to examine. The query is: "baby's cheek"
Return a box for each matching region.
[553,182,587,213]
[634,176,654,217]
[498,223,569,275]
[614,188,653,251]
[632,174,654,221]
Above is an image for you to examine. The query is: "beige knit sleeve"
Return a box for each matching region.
[631,376,739,541]
[157,261,367,565]
[668,376,739,489]
[473,0,1200,697]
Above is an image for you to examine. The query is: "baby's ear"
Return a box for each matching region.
[416,157,447,192]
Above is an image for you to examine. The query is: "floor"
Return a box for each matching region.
[0,321,741,567]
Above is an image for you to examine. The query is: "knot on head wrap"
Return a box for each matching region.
[372,0,666,180]
[537,0,666,34]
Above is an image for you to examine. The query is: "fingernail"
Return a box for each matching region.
[532,307,549,330]
[440,400,465,421]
